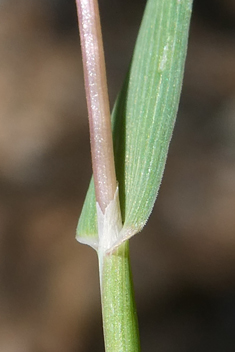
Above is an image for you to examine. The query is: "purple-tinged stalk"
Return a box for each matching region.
[75,0,117,212]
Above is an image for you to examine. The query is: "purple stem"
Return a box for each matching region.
[75,0,117,213]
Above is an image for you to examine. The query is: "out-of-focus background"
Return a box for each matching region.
[0,0,235,351]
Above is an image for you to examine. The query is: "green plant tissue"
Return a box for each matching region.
[77,0,193,249]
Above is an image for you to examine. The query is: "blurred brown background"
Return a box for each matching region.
[0,0,235,351]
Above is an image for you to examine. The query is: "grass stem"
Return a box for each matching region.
[100,241,140,352]
[75,0,117,212]
[75,1,140,350]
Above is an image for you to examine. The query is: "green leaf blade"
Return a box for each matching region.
[77,0,193,246]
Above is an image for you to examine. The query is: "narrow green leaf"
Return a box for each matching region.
[77,0,193,248]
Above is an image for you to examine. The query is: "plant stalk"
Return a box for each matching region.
[75,0,117,212]
[75,0,140,351]
[99,241,140,352]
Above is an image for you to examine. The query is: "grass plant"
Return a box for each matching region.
[75,0,193,350]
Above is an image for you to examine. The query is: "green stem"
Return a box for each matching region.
[99,241,140,352]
